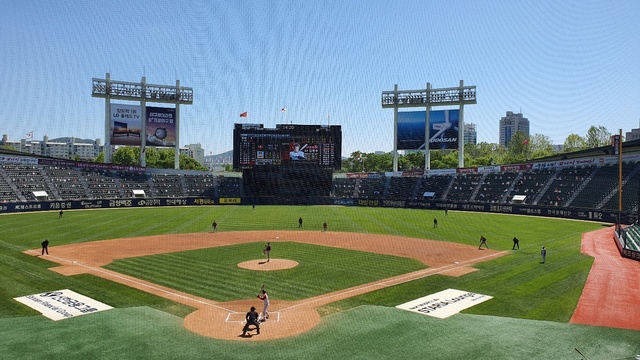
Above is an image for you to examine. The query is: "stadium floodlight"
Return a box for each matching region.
[382,81,476,171]
[92,73,193,168]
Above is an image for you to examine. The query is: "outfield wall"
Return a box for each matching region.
[0,196,631,225]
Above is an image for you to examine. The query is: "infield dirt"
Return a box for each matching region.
[27,230,509,340]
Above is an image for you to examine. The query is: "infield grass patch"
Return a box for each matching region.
[104,241,427,301]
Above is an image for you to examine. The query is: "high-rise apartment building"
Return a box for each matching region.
[499,111,530,147]
[464,123,477,145]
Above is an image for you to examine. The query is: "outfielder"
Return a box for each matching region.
[257,289,270,321]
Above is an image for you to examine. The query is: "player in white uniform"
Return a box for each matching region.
[257,289,270,321]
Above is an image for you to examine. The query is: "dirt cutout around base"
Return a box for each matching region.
[27,230,506,341]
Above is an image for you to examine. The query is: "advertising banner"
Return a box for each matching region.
[397,110,460,150]
[146,106,176,147]
[396,288,492,319]
[110,104,142,146]
[14,289,113,321]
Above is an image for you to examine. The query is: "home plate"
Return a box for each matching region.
[396,288,492,319]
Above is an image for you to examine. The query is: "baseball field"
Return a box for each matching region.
[1,205,639,359]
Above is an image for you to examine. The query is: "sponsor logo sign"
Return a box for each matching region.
[396,288,492,319]
[14,289,113,321]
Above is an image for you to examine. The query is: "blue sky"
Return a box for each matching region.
[1,0,639,156]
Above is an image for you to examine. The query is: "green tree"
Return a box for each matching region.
[585,125,611,148]
[402,151,426,170]
[112,146,138,166]
[464,142,501,167]
[504,131,528,164]
[179,154,208,171]
[94,151,104,163]
[1,144,18,152]
[563,134,586,152]
[528,134,555,159]
[341,151,366,172]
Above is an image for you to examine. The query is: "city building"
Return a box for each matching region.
[1,134,205,166]
[180,143,205,166]
[464,123,477,145]
[499,111,530,147]
[625,127,640,141]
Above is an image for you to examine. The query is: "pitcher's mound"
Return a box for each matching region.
[237,259,298,271]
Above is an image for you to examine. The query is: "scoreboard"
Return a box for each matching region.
[233,124,342,170]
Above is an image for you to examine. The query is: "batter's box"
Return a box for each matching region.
[226,311,280,322]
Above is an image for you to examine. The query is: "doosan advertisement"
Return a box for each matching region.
[397,109,459,150]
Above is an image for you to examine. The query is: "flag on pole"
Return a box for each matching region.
[523,138,529,145]
[281,107,287,112]
[25,131,33,139]
[240,112,248,117]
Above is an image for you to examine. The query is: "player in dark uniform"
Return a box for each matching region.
[512,237,520,250]
[41,239,49,255]
[242,306,260,336]
[263,242,272,262]
[478,236,488,249]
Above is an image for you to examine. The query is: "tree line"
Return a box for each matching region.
[341,125,616,173]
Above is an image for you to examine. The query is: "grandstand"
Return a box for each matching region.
[0,155,638,215]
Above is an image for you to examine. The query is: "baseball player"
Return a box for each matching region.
[257,289,270,321]
[242,306,260,336]
[263,242,271,262]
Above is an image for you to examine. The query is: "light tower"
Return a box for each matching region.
[92,73,193,169]
[382,81,476,172]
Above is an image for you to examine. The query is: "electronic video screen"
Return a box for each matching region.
[233,124,342,170]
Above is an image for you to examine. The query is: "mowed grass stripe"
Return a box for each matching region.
[105,242,426,302]
[1,205,605,323]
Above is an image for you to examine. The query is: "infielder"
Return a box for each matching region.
[263,242,271,262]
[257,289,270,321]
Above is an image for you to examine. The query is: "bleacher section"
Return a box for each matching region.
[356,177,386,199]
[45,166,86,200]
[415,175,453,201]
[332,178,357,198]
[117,172,151,198]
[0,166,19,201]
[446,173,483,202]
[218,176,242,198]
[3,164,54,201]
[510,169,555,204]
[475,172,518,203]
[183,174,216,197]
[151,173,184,198]
[82,170,121,199]
[538,166,596,207]
[387,177,418,200]
[602,163,640,213]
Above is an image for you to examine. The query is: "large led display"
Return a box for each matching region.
[397,109,459,150]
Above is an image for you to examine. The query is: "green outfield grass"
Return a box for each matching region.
[1,205,638,359]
